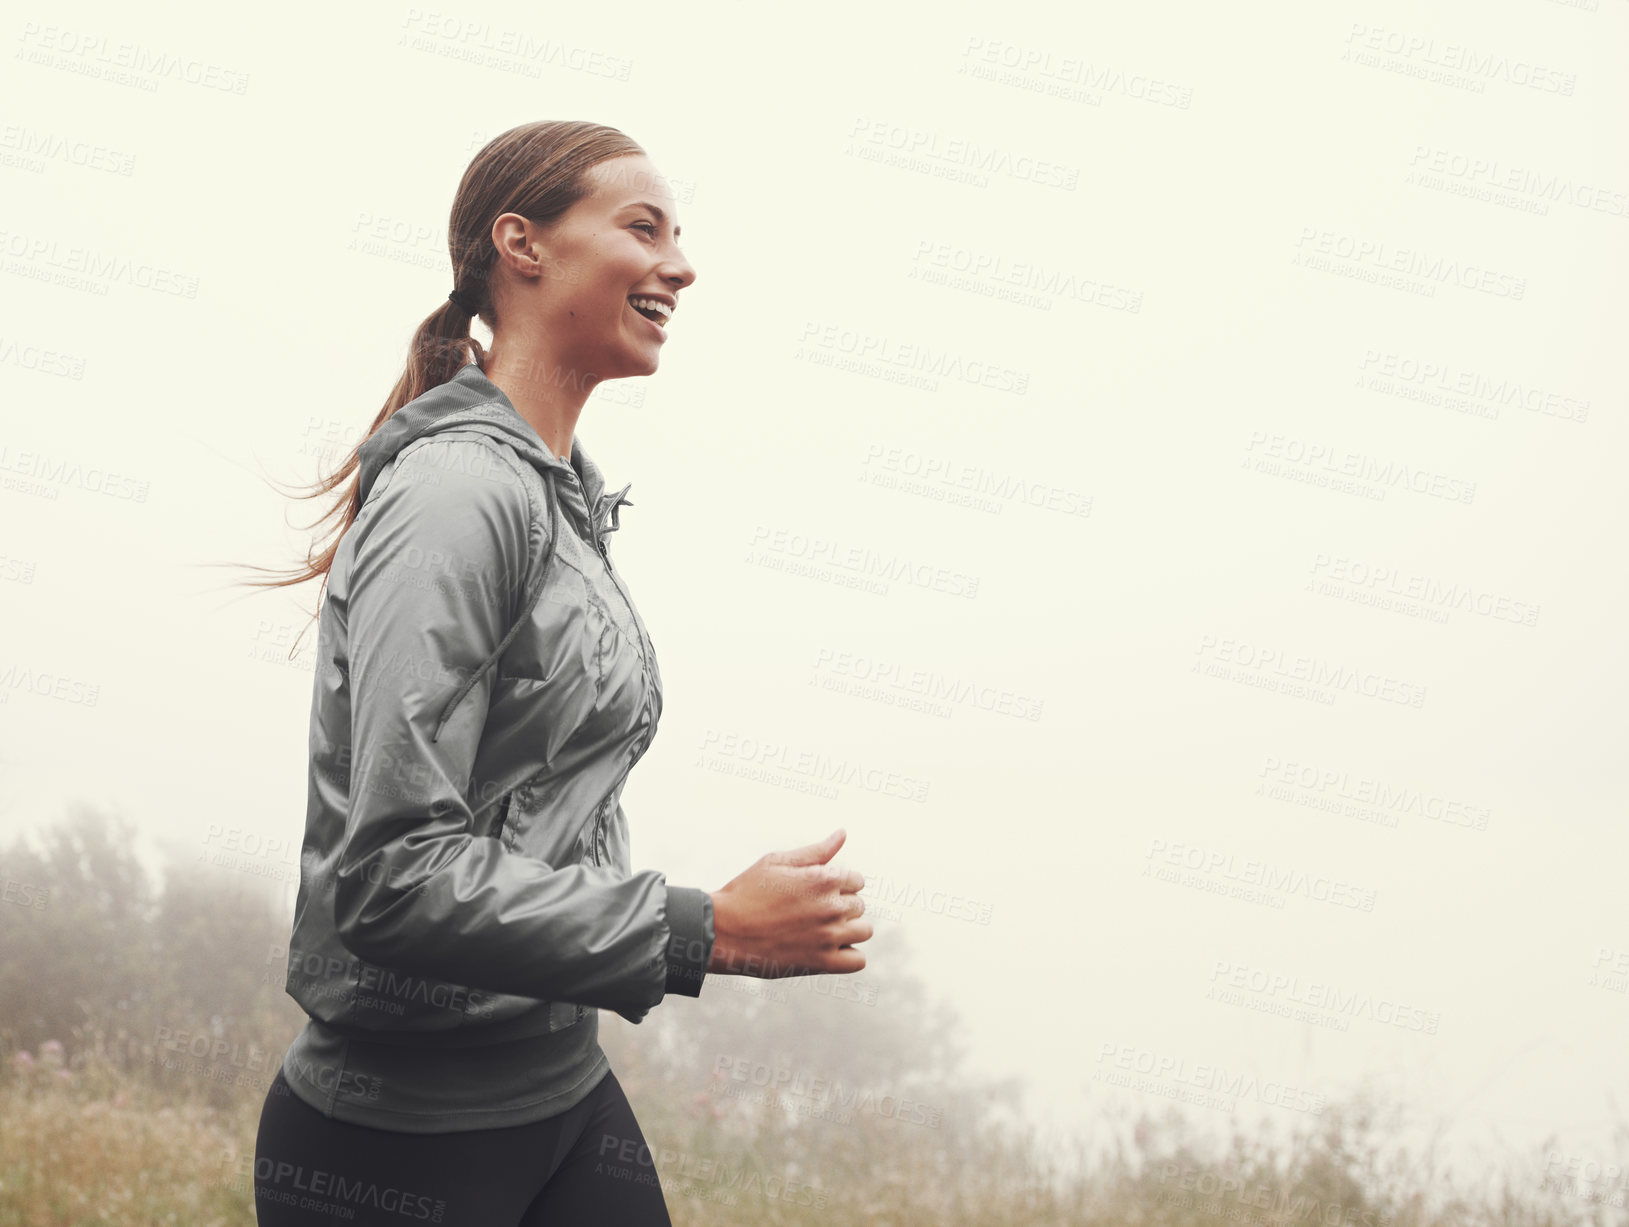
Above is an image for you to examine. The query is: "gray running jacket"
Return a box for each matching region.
[277,359,715,1133]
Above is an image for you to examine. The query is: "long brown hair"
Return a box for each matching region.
[217,120,644,646]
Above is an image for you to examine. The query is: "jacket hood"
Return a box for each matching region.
[354,359,638,743]
[356,359,634,545]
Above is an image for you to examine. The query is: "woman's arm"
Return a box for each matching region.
[326,433,705,1017]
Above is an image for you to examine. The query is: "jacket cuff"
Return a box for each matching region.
[663,885,714,998]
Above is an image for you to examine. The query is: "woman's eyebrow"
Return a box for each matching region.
[621,200,680,239]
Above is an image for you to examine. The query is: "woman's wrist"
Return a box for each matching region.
[705,890,734,974]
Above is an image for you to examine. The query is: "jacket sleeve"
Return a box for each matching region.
[331,434,714,1018]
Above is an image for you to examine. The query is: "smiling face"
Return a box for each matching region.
[491,153,696,383]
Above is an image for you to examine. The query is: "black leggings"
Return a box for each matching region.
[253,1065,672,1226]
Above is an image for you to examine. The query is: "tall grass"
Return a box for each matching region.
[2,810,1624,1225]
[1,1024,260,1225]
[2,1013,1621,1226]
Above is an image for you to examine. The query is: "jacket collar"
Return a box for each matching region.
[356,359,635,545]
[362,360,642,743]
[455,361,637,546]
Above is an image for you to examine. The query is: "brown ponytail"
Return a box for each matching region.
[211,120,644,647]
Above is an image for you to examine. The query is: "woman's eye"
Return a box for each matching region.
[634,221,658,237]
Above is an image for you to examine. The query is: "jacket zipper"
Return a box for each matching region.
[589,797,607,866]
[565,470,655,870]
[590,509,612,571]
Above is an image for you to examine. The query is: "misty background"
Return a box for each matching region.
[2,0,1626,1208]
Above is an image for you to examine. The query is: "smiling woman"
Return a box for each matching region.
[223,119,873,1227]
[471,144,695,456]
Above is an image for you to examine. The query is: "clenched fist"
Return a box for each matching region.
[707,828,872,978]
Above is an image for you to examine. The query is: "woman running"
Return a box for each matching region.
[241,119,872,1226]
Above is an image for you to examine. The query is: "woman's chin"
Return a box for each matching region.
[620,347,661,377]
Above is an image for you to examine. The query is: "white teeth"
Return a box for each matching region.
[628,297,672,323]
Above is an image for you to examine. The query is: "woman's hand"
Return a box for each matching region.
[706,828,871,978]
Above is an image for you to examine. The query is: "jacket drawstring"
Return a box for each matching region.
[431,468,562,744]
